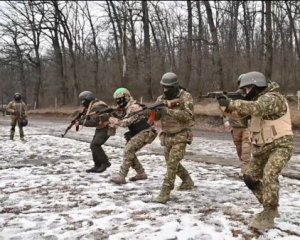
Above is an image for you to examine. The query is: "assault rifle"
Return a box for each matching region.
[61,109,86,137]
[61,107,121,137]
[124,98,181,119]
[199,91,245,100]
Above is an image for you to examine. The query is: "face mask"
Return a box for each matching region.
[116,97,128,108]
[163,86,179,100]
[244,86,266,100]
[81,99,90,108]
[14,96,21,102]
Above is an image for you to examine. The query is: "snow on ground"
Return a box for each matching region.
[0,119,300,240]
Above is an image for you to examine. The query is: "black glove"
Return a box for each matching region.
[155,106,167,115]
[124,131,132,142]
[124,131,133,142]
[217,95,231,108]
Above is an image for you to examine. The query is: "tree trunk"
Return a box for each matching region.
[142,0,153,100]
[203,1,224,90]
[265,1,273,81]
[85,1,101,91]
[185,0,192,89]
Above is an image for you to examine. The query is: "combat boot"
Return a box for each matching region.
[177,176,194,191]
[10,131,14,140]
[110,175,126,185]
[129,172,147,181]
[250,208,279,230]
[153,186,171,204]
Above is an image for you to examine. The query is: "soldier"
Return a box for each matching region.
[76,91,115,173]
[223,74,251,176]
[109,87,157,185]
[153,72,195,204]
[217,71,294,230]
[6,93,28,140]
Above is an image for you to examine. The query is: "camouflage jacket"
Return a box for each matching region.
[228,82,288,120]
[155,89,194,133]
[118,98,148,128]
[6,100,27,119]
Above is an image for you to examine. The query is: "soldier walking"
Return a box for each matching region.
[6,93,28,140]
[217,71,294,230]
[109,87,157,184]
[153,72,195,204]
[76,91,115,173]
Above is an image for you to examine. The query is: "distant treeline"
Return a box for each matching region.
[0,1,299,108]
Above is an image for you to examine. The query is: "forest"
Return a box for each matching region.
[0,1,299,108]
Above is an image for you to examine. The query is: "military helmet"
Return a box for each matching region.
[113,87,131,99]
[237,74,245,85]
[239,71,267,88]
[20,118,28,127]
[160,72,179,87]
[14,92,22,101]
[78,91,95,107]
[78,91,95,102]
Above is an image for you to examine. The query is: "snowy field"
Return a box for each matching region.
[0,117,300,240]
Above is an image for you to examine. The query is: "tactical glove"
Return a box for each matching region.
[124,131,133,142]
[217,95,231,108]
[155,106,167,115]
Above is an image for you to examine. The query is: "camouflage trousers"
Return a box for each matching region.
[160,129,192,190]
[10,116,24,139]
[232,127,251,173]
[246,135,294,209]
[119,129,157,177]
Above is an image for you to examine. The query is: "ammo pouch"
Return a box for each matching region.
[159,129,193,146]
[145,128,157,144]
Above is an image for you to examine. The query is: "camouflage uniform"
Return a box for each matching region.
[154,89,195,203]
[6,99,27,140]
[111,98,157,184]
[223,116,251,174]
[227,82,294,217]
[79,99,116,172]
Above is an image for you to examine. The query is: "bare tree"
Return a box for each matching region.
[203,1,224,90]
[265,1,273,81]
[142,0,153,99]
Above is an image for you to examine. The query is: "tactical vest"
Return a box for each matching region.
[128,101,150,135]
[249,92,293,146]
[161,90,194,134]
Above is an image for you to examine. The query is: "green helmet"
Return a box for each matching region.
[160,72,179,87]
[113,87,131,99]
[239,71,267,88]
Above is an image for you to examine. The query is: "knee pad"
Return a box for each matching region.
[243,175,259,190]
